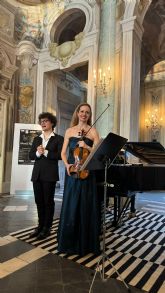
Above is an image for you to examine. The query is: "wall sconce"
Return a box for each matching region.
[145,108,163,141]
[93,67,111,95]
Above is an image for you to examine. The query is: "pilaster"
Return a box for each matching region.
[96,0,116,137]
[120,16,144,140]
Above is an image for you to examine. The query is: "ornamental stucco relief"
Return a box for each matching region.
[49,32,84,66]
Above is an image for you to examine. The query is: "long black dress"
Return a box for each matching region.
[57,137,101,256]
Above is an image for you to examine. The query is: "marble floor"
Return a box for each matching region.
[0,190,165,293]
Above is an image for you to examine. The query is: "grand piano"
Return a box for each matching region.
[96,141,165,226]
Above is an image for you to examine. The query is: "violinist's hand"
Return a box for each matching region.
[66,163,73,176]
[37,145,45,155]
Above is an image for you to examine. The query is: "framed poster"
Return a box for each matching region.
[18,129,41,164]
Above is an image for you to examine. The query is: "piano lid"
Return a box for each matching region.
[124,141,165,164]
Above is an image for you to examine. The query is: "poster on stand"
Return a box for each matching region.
[18,129,41,164]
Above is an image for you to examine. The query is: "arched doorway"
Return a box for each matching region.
[140,0,165,144]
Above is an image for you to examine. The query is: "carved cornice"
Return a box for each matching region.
[121,16,144,41]
[17,41,40,60]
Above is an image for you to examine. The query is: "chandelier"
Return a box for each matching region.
[93,67,111,95]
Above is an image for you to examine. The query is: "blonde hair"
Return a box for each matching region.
[70,103,92,127]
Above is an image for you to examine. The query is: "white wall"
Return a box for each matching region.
[10,123,41,195]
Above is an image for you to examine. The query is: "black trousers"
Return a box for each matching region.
[33,180,56,229]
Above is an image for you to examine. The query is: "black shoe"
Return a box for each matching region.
[36,228,51,240]
[29,226,42,238]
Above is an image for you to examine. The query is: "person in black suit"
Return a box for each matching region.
[29,112,64,240]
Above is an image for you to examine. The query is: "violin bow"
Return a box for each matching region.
[84,104,110,137]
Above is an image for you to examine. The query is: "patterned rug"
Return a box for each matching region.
[10,210,165,293]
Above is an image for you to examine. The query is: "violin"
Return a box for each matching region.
[69,129,90,179]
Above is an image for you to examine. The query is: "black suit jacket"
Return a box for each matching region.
[29,134,64,182]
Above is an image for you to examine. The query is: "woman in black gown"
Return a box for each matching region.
[57,103,101,256]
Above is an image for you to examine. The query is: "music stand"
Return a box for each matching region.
[80,132,130,292]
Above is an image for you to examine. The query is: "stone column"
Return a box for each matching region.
[120,16,144,140]
[96,0,116,137]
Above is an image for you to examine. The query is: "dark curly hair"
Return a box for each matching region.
[38,112,57,130]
